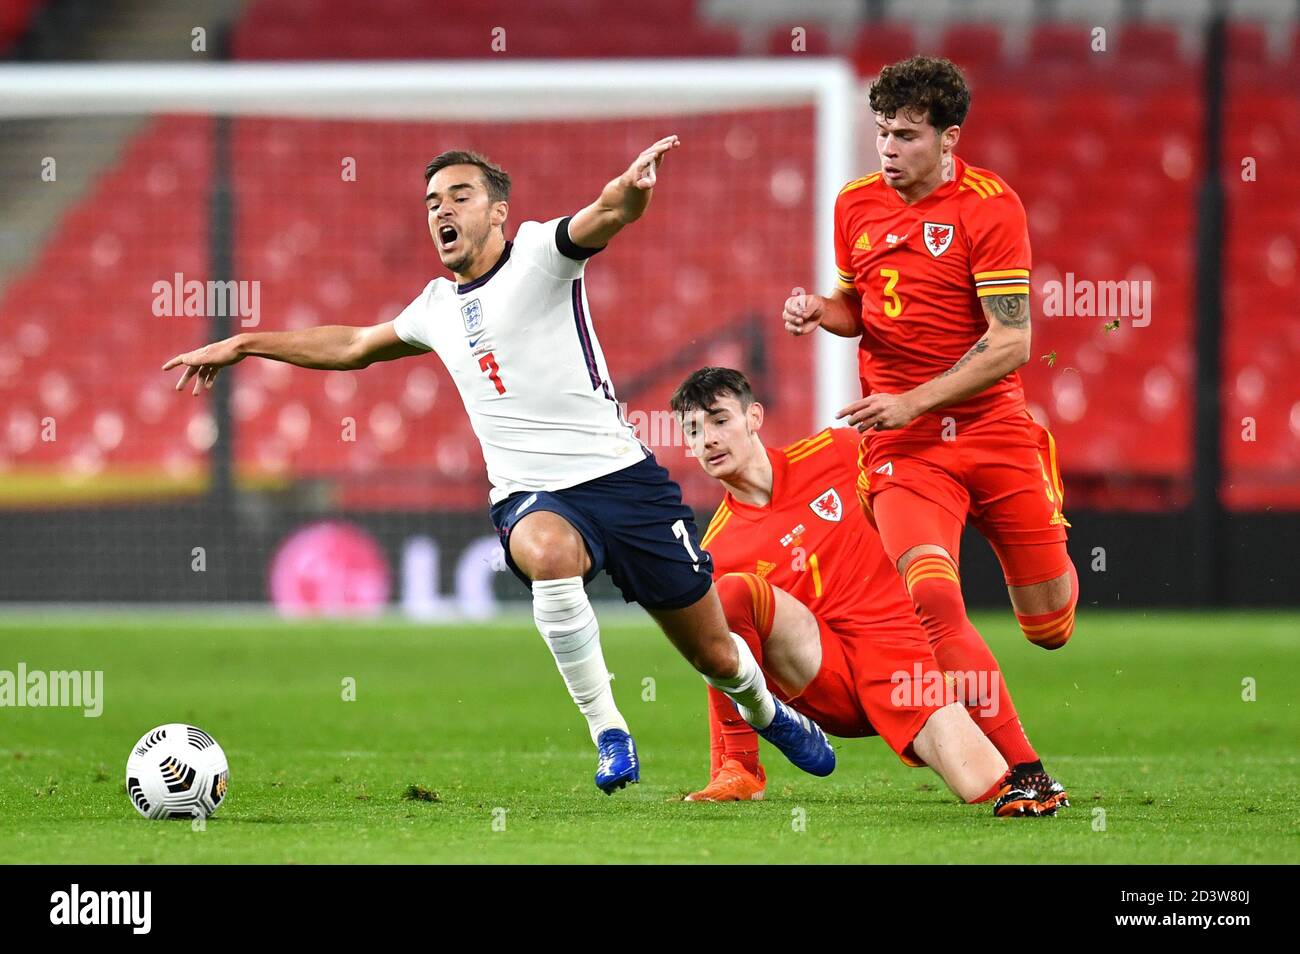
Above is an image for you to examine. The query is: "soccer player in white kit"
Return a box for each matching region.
[163,138,835,793]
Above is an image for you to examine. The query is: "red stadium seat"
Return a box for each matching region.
[939,24,1005,79]
[0,0,43,54]
[233,0,721,60]
[1227,21,1269,62]
[1116,23,1185,65]
[1029,22,1099,65]
[850,24,917,78]
[765,25,833,57]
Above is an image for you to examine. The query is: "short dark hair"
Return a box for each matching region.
[670,367,755,417]
[424,150,511,203]
[868,55,971,131]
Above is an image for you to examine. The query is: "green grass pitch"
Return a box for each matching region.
[1,610,1296,864]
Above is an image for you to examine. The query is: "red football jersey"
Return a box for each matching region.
[834,156,1032,431]
[700,427,916,630]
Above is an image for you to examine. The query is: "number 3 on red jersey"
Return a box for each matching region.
[478,351,506,394]
[880,267,903,317]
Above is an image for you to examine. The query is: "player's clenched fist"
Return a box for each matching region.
[162,336,244,396]
[783,293,824,336]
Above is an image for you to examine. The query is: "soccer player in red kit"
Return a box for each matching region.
[670,368,1068,815]
[784,58,1079,784]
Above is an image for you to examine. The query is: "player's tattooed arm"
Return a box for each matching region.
[909,292,1031,410]
[984,292,1030,330]
[921,291,1031,395]
[840,293,1032,430]
[569,135,681,248]
[939,336,990,378]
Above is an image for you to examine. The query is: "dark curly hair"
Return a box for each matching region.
[868,55,971,131]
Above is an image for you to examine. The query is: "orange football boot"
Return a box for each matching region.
[685,759,766,802]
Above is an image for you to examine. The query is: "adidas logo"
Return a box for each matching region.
[854,231,872,250]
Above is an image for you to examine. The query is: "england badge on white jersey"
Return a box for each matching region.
[461,298,484,333]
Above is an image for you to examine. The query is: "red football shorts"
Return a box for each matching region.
[790,614,946,767]
[715,572,944,766]
[856,411,1071,586]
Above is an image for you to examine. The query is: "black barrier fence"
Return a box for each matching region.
[2,505,1297,608]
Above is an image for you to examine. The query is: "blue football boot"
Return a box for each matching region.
[595,727,640,794]
[752,698,836,777]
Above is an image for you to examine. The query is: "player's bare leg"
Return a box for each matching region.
[670,578,823,695]
[647,586,836,777]
[896,543,952,568]
[509,510,636,794]
[643,586,739,680]
[1007,561,1079,651]
[1008,572,1072,614]
[755,584,823,695]
[910,703,1008,803]
[509,511,593,580]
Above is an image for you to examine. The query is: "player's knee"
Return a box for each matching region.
[690,636,741,682]
[1018,564,1078,650]
[511,524,587,580]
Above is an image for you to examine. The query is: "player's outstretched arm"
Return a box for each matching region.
[782,288,863,338]
[837,292,1032,431]
[567,135,679,248]
[162,321,424,395]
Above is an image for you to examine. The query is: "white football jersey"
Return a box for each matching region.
[393,217,648,504]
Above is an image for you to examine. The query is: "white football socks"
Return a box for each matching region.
[531,576,628,746]
[704,632,777,729]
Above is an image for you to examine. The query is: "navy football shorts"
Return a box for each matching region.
[489,454,713,611]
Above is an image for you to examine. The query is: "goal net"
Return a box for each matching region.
[0,60,858,616]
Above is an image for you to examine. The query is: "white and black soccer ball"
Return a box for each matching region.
[125,723,229,820]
